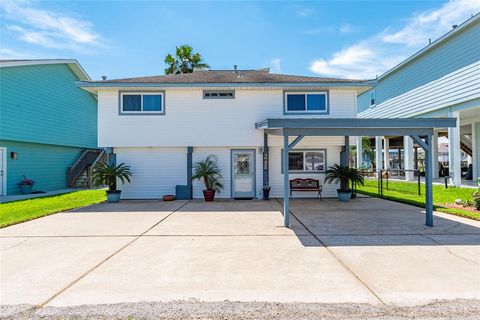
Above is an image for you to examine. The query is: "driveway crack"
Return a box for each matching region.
[0,238,30,252]
[421,234,479,265]
[35,200,191,308]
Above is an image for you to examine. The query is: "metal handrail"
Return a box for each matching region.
[67,149,103,187]
[87,150,107,188]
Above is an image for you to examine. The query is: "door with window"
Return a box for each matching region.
[231,150,255,199]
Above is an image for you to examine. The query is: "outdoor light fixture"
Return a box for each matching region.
[10,152,17,160]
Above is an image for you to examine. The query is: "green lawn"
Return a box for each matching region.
[0,189,107,228]
[357,179,480,221]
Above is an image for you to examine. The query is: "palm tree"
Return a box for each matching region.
[192,155,223,192]
[92,162,132,192]
[324,164,364,192]
[325,164,351,191]
[164,45,210,74]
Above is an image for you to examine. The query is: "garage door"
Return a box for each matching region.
[115,147,187,199]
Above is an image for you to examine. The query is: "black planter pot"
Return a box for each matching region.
[262,189,270,200]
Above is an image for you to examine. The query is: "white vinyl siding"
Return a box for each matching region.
[115,147,186,199]
[98,89,357,148]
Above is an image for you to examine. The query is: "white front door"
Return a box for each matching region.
[0,148,5,195]
[231,149,255,199]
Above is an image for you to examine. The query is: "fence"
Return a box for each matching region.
[359,169,422,198]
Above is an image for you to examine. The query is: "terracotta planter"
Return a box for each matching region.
[203,189,216,201]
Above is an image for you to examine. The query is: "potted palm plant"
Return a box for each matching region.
[324,164,364,202]
[18,175,35,194]
[192,155,223,201]
[348,167,365,199]
[92,162,132,203]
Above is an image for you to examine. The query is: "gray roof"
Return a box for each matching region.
[0,59,91,81]
[85,69,368,84]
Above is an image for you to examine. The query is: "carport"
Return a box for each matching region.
[255,118,457,228]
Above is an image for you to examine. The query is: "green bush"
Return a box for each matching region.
[473,192,480,211]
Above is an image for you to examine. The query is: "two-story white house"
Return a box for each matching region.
[78,68,372,200]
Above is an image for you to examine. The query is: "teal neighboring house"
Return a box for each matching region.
[0,59,98,195]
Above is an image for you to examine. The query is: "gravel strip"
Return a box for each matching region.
[1,299,479,320]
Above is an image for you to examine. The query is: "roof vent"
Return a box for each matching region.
[234,65,238,73]
[452,24,458,29]
[101,75,107,80]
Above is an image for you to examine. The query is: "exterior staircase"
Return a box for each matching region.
[73,169,89,188]
[460,135,472,157]
[67,149,107,188]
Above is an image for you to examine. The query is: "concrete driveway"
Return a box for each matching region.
[1,197,479,308]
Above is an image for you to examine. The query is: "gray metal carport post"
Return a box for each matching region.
[283,134,304,227]
[411,134,434,226]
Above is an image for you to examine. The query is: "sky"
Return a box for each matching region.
[1,0,479,80]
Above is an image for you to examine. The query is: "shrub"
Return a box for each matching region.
[473,192,480,211]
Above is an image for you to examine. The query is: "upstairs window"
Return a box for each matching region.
[285,92,328,114]
[203,90,235,99]
[370,90,376,107]
[120,92,164,114]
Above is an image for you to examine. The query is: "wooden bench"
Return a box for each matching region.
[289,178,322,199]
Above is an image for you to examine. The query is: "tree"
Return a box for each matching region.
[164,45,210,74]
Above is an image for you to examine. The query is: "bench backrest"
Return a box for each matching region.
[290,178,320,189]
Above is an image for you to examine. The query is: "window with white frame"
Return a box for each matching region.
[120,92,164,114]
[284,92,328,113]
[203,90,235,99]
[283,149,326,172]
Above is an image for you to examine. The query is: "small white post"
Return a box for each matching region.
[383,137,390,171]
[356,136,363,169]
[375,136,383,175]
[448,111,461,186]
[472,122,479,182]
[432,131,439,179]
[404,136,414,181]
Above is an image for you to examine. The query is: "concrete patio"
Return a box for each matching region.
[0,197,479,309]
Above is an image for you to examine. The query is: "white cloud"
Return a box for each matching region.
[382,0,480,46]
[305,23,359,35]
[0,48,33,59]
[339,23,358,34]
[0,0,105,52]
[270,58,282,73]
[305,26,335,35]
[295,6,314,17]
[309,0,480,79]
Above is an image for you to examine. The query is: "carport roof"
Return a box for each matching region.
[255,118,457,136]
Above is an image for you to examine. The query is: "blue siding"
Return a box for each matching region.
[0,64,97,148]
[358,20,480,113]
[476,122,480,180]
[1,140,83,195]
